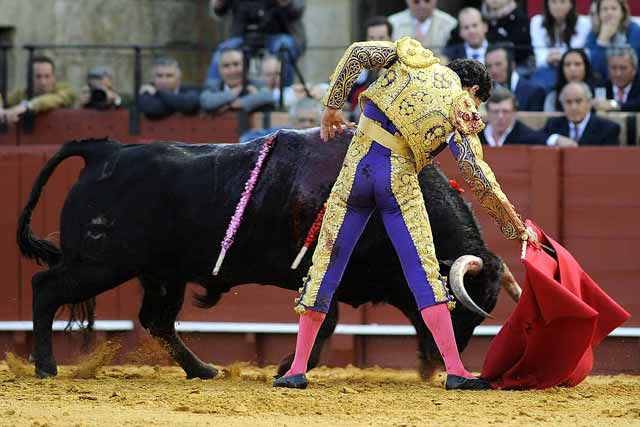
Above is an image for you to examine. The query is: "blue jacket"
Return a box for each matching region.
[586,22,640,81]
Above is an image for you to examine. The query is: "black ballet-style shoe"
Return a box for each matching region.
[272,373,308,389]
[445,374,491,390]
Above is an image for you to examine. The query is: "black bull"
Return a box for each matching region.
[17,129,506,379]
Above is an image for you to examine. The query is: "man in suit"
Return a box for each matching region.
[388,0,456,54]
[138,57,200,119]
[444,8,489,64]
[543,81,620,147]
[594,45,640,113]
[200,48,273,113]
[480,87,547,146]
[485,44,546,112]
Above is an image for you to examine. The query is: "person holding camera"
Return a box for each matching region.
[78,66,126,110]
[206,0,306,86]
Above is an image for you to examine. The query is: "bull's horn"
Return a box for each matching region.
[500,262,522,302]
[449,255,494,319]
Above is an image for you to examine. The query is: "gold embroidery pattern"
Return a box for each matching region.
[450,93,485,135]
[396,37,440,68]
[321,41,397,110]
[389,153,449,304]
[295,131,373,313]
[452,132,526,240]
[362,59,466,172]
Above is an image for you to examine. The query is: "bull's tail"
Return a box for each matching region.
[17,138,120,266]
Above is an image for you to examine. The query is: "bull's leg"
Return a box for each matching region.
[395,303,442,381]
[276,299,339,377]
[32,264,131,379]
[138,279,217,380]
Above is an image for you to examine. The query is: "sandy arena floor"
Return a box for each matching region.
[0,344,639,427]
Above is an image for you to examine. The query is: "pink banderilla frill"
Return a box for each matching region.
[212,133,277,275]
[291,204,326,269]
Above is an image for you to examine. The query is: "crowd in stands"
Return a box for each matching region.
[0,0,639,146]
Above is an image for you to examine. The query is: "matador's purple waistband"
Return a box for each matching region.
[363,101,401,136]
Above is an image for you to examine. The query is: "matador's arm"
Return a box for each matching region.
[447,95,527,241]
[321,41,397,110]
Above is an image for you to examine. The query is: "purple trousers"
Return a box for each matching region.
[295,103,450,314]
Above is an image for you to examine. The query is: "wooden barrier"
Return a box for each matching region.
[0,110,244,146]
[0,145,638,373]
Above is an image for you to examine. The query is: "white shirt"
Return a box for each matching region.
[530,15,592,67]
[465,40,488,64]
[510,72,520,93]
[483,122,515,147]
[546,112,591,146]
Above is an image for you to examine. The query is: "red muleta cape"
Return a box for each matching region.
[481,220,631,389]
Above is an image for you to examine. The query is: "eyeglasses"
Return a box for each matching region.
[412,0,432,4]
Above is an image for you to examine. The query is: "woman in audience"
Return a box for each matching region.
[586,0,640,80]
[530,0,591,91]
[544,48,596,111]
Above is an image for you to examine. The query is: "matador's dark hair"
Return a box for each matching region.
[448,58,493,102]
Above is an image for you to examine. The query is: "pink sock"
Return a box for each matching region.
[285,309,326,377]
[420,303,474,379]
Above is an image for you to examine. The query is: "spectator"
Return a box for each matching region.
[200,48,273,113]
[238,96,321,142]
[288,96,321,129]
[586,0,640,80]
[260,55,297,109]
[485,44,546,111]
[138,57,200,119]
[388,0,457,54]
[79,66,127,110]
[543,81,620,146]
[529,0,591,92]
[0,56,75,125]
[593,45,640,112]
[481,0,533,66]
[347,16,393,113]
[206,0,305,86]
[544,48,596,111]
[444,8,489,64]
[480,87,548,146]
[366,15,394,42]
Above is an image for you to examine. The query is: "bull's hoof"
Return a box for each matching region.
[418,358,441,381]
[35,363,58,379]
[186,364,218,380]
[445,374,491,390]
[273,373,307,389]
[276,353,294,377]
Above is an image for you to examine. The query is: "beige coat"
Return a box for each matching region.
[388,8,457,54]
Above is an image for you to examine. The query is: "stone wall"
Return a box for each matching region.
[0,0,219,98]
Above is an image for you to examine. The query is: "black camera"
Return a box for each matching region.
[89,87,108,104]
[237,0,273,50]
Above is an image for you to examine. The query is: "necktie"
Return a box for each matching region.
[471,51,480,60]
[416,22,425,39]
[570,123,579,141]
[616,87,625,103]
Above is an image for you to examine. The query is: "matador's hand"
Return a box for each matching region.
[320,107,355,142]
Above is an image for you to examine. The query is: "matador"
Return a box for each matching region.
[274,37,536,390]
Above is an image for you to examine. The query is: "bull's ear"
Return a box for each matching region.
[438,259,453,275]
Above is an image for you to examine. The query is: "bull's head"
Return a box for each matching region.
[449,255,521,318]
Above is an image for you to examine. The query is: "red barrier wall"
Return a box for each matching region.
[0,144,638,373]
[2,109,242,146]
